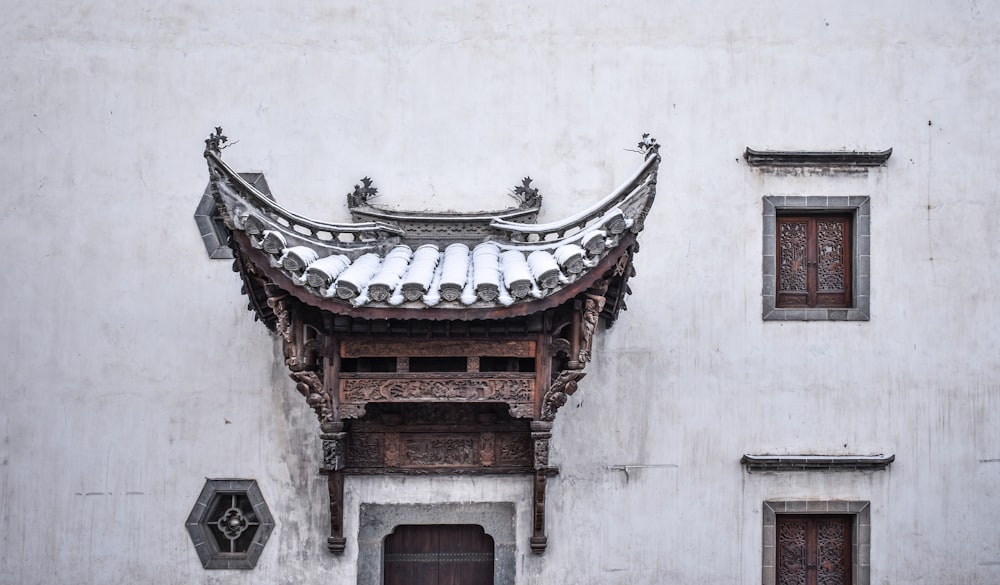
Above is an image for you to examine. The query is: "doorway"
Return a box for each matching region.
[384,524,494,585]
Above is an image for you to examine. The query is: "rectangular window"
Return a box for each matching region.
[776,214,852,308]
[762,501,870,585]
[762,196,870,321]
[777,515,853,585]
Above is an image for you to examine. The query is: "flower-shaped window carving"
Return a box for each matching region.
[185,479,275,569]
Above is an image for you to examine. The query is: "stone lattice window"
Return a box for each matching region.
[185,479,275,569]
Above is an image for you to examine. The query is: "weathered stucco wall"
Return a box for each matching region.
[2,2,999,583]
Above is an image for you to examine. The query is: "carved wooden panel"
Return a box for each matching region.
[777,515,852,585]
[816,518,849,585]
[778,518,807,585]
[344,431,532,472]
[778,220,808,295]
[340,374,535,403]
[497,433,533,466]
[343,404,533,473]
[817,219,846,291]
[777,215,852,308]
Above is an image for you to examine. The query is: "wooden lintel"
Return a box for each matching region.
[340,339,537,358]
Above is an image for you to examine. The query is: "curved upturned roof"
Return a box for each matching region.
[204,130,660,319]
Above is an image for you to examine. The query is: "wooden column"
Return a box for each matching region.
[322,423,347,554]
[530,421,553,553]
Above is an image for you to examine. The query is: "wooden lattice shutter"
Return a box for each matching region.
[777,215,852,308]
[777,515,852,585]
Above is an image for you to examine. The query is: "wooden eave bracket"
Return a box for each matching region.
[743,147,892,168]
[740,454,895,472]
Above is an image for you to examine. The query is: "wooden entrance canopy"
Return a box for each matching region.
[202,128,661,554]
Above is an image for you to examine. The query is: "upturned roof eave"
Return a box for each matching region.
[231,230,637,322]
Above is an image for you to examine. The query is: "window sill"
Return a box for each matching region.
[762,307,869,322]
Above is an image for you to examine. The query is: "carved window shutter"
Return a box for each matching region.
[777,515,853,585]
[777,215,852,308]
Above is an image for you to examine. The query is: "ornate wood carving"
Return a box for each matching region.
[341,376,534,403]
[407,437,476,466]
[541,370,586,421]
[506,404,533,419]
[339,404,367,419]
[776,515,852,585]
[497,433,533,465]
[292,371,335,425]
[206,131,656,558]
[343,431,532,472]
[321,428,347,472]
[242,281,621,553]
[384,432,402,467]
[480,432,495,467]
[777,215,852,308]
[576,294,606,365]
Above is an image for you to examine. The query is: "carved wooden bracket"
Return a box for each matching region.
[541,370,586,422]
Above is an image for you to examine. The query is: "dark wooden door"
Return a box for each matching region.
[777,515,852,585]
[384,524,494,585]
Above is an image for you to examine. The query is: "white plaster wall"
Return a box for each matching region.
[1,1,999,583]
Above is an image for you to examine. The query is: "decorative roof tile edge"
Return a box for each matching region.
[204,128,660,313]
[232,229,637,320]
[743,147,892,167]
[740,454,895,472]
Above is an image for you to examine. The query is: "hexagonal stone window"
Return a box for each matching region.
[186,479,275,569]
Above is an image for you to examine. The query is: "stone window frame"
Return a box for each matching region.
[762,500,870,585]
[763,196,871,321]
[185,478,275,570]
[357,502,515,585]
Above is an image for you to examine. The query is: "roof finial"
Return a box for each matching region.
[512,177,542,208]
[347,177,379,208]
[205,127,228,155]
[637,133,660,160]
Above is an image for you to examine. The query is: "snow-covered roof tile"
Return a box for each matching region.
[203,131,660,316]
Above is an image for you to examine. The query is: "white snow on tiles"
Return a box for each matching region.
[242,232,633,309]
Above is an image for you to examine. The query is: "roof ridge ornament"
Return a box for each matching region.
[637,133,659,160]
[347,176,379,208]
[512,176,542,208]
[204,126,228,156]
